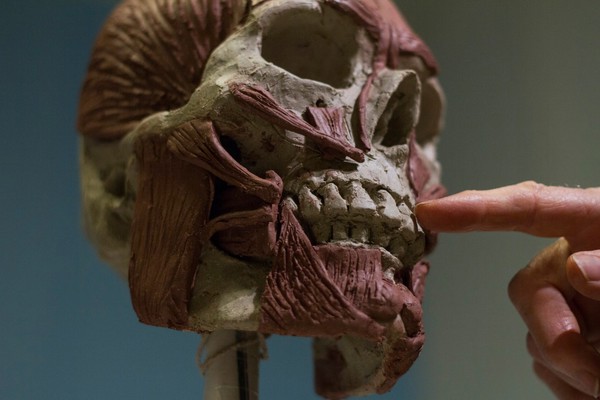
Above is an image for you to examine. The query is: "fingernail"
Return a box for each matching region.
[578,371,600,398]
[573,253,600,281]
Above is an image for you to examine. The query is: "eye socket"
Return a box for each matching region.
[261,5,360,88]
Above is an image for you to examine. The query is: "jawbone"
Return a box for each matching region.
[189,174,430,398]
[259,200,428,398]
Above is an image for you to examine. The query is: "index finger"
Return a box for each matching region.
[415,181,600,238]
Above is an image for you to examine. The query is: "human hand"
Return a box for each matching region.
[415,181,600,399]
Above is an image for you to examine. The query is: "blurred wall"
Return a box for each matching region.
[399,0,600,399]
[0,2,208,399]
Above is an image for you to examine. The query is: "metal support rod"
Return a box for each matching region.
[199,330,262,400]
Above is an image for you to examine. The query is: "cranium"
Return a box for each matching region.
[78,0,445,397]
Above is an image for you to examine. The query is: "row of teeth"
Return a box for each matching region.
[285,181,423,262]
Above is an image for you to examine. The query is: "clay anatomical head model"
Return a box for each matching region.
[78,0,445,397]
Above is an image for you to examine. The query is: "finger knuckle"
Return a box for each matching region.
[519,180,545,192]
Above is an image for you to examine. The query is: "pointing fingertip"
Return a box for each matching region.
[415,200,434,210]
[415,201,440,229]
[414,202,425,212]
[415,201,431,215]
[414,204,429,225]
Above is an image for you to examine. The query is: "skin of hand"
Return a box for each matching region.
[415,181,600,399]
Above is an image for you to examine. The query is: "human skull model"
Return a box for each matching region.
[78,0,445,397]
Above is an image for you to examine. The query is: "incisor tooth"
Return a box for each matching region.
[397,202,417,235]
[397,202,412,217]
[375,190,403,226]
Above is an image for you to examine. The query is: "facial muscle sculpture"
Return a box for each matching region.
[78,0,445,397]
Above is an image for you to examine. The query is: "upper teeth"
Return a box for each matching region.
[291,180,423,267]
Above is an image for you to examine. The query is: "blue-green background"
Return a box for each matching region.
[1,1,598,399]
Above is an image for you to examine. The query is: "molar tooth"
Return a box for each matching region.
[311,221,332,244]
[282,196,298,211]
[346,181,377,215]
[375,190,403,227]
[332,222,349,240]
[389,236,407,260]
[371,227,391,248]
[298,186,322,222]
[400,228,417,242]
[319,183,347,216]
[350,225,370,242]
[401,233,426,267]
[411,230,426,251]
[381,250,403,272]
[400,219,418,242]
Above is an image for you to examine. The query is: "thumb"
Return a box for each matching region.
[567,250,600,300]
